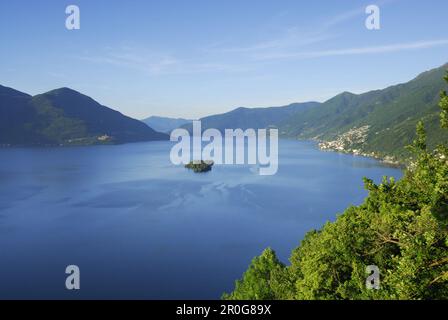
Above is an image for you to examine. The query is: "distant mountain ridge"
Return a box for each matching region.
[141,116,192,133]
[173,63,448,162]
[279,62,448,160]
[3,62,447,157]
[0,86,168,146]
[182,101,321,132]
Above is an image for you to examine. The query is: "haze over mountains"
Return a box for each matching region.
[141,116,192,134]
[0,86,168,146]
[181,102,320,133]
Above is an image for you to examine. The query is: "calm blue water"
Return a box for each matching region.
[0,140,401,299]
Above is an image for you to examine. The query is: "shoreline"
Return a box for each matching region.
[316,139,405,169]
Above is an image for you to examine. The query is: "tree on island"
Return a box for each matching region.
[185,160,214,173]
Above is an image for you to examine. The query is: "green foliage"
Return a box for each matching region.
[224,75,448,300]
[414,121,427,152]
[440,72,448,129]
[225,148,448,300]
[222,248,287,300]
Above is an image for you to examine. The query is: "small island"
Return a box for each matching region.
[185,160,214,173]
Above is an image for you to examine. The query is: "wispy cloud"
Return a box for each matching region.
[76,46,246,76]
[207,2,374,56]
[254,39,448,60]
[213,28,331,54]
[77,48,181,75]
[207,0,402,62]
[74,1,441,76]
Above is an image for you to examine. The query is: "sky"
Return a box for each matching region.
[1,0,448,119]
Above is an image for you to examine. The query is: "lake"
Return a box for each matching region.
[0,140,402,299]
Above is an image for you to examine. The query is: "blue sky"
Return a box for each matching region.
[1,0,448,119]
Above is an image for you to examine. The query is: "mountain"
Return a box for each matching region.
[0,85,38,145]
[3,62,447,154]
[183,102,321,132]
[0,86,168,146]
[141,116,192,133]
[280,63,448,160]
